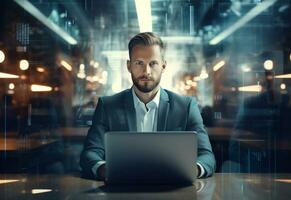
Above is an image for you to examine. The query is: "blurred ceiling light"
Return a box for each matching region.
[241,64,251,72]
[178,81,185,91]
[280,83,286,90]
[60,60,72,71]
[14,0,77,45]
[92,75,99,82]
[79,64,85,70]
[36,67,45,72]
[31,84,52,92]
[161,36,201,44]
[199,68,209,80]
[20,75,27,80]
[86,76,101,83]
[94,62,99,68]
[185,85,191,90]
[77,64,85,79]
[275,73,291,78]
[77,73,85,79]
[0,72,19,78]
[264,59,273,70]
[98,77,107,84]
[0,50,5,63]
[31,189,52,194]
[209,0,277,45]
[8,90,14,94]
[19,59,29,70]
[238,85,262,92]
[86,76,93,82]
[289,53,291,61]
[193,76,201,81]
[102,71,108,78]
[191,82,197,87]
[213,60,225,71]
[90,60,95,66]
[186,79,192,85]
[275,179,291,183]
[9,83,15,90]
[0,180,19,184]
[135,0,152,32]
[60,12,67,18]
[184,79,197,87]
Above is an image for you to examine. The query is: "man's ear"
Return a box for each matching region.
[127,60,131,73]
[162,60,167,73]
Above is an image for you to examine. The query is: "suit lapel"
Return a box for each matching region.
[123,89,137,131]
[157,88,169,131]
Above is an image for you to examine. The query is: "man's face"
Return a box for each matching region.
[127,45,166,93]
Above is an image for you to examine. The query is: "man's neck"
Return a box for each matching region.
[133,86,160,104]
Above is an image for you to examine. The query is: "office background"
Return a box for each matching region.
[0,0,291,199]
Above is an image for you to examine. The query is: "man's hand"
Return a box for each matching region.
[97,163,106,180]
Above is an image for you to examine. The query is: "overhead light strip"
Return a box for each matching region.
[135,0,152,32]
[31,84,52,92]
[60,60,72,71]
[275,73,291,78]
[0,180,19,184]
[14,0,77,45]
[209,0,277,45]
[0,72,19,78]
[213,60,225,71]
[238,85,262,92]
[31,189,52,194]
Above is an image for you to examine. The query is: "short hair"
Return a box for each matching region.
[128,32,165,59]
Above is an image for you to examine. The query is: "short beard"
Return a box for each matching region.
[132,76,160,93]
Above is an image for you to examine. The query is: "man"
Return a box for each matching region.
[80,32,215,180]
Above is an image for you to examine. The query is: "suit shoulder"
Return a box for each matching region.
[164,89,197,104]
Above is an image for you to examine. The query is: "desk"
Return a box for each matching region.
[0,173,290,200]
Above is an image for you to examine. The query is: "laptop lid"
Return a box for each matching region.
[105,131,197,185]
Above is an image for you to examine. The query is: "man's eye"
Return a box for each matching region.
[149,61,159,67]
[135,61,144,66]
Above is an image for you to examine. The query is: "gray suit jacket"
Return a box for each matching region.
[80,88,216,178]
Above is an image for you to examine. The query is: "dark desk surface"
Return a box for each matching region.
[0,173,290,200]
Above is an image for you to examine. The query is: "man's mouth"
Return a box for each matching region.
[140,79,151,81]
[139,77,153,81]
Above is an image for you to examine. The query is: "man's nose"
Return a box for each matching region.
[144,64,151,75]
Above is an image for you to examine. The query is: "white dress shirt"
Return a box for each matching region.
[132,87,160,132]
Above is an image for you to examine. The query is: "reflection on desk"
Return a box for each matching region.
[0,173,290,200]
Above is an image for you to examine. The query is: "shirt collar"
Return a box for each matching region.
[132,87,160,109]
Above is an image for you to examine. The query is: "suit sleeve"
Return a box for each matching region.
[186,98,216,177]
[80,98,109,178]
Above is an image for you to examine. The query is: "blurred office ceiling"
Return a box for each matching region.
[0,0,290,96]
[3,0,289,48]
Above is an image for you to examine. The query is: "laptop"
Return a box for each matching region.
[105,131,197,185]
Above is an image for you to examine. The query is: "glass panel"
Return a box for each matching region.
[0,1,290,196]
